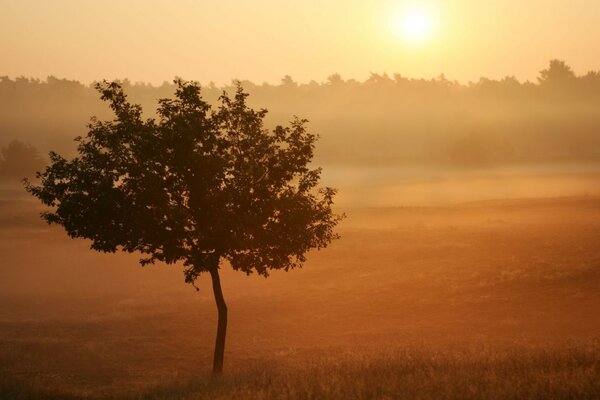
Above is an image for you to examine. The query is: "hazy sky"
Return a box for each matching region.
[1,0,599,85]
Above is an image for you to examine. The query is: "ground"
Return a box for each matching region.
[1,184,599,399]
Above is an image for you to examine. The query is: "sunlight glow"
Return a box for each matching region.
[405,12,428,39]
[390,7,435,44]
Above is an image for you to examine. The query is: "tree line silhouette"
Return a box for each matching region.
[2,59,600,181]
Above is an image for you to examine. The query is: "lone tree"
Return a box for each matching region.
[25,80,343,374]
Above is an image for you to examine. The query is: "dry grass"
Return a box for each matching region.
[137,345,600,400]
[2,344,600,399]
[1,186,600,399]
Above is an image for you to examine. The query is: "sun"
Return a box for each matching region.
[405,12,428,39]
[391,8,435,44]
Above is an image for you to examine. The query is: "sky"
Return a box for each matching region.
[1,0,599,85]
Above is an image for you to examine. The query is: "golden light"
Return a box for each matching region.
[390,7,435,44]
[405,12,428,39]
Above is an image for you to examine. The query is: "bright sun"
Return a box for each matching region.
[391,8,434,43]
[405,12,428,39]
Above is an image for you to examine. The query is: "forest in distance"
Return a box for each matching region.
[2,59,600,170]
[3,59,600,207]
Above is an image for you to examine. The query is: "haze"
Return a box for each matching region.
[2,1,600,398]
[2,0,600,84]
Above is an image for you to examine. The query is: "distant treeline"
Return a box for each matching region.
[1,60,600,172]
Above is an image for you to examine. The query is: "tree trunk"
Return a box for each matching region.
[209,266,227,375]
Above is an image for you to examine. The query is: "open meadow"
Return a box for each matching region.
[1,181,599,399]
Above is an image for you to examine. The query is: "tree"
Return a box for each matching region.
[24,80,343,374]
[538,59,576,86]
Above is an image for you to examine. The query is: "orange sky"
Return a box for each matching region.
[1,0,599,85]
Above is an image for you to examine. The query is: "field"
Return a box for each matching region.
[1,184,600,399]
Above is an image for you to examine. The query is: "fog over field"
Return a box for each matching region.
[2,60,600,207]
[3,60,600,169]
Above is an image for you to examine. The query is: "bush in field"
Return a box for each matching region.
[0,140,45,182]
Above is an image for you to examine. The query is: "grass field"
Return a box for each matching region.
[1,185,599,398]
[3,344,599,399]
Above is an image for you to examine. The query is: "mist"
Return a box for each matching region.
[2,59,600,206]
[1,59,600,398]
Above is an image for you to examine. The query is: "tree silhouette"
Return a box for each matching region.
[24,80,343,374]
[538,59,576,86]
[5,59,600,168]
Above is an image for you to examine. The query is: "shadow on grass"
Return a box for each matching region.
[0,374,81,400]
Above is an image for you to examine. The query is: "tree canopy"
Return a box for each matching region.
[26,80,342,282]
